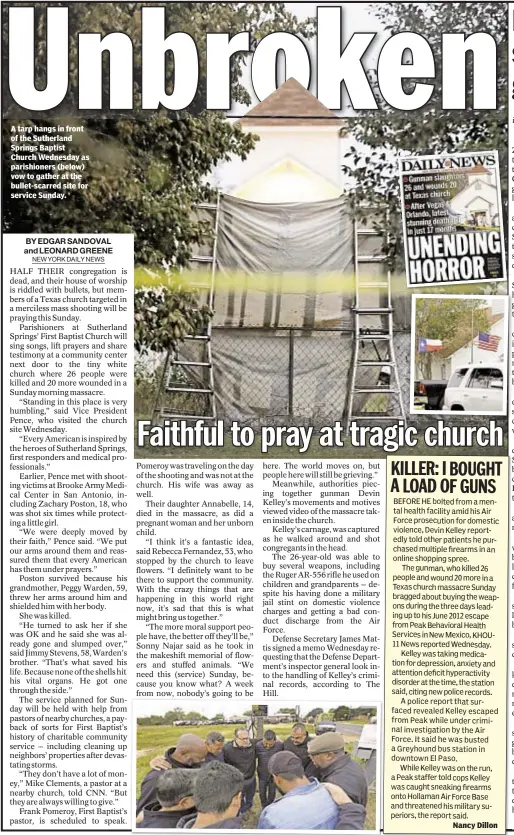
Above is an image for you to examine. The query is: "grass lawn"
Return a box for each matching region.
[136,723,376,829]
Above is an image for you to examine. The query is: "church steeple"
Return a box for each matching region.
[241,77,345,129]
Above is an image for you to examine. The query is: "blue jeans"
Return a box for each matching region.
[241,776,257,813]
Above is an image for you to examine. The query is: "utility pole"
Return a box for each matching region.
[255,715,264,740]
[250,705,267,740]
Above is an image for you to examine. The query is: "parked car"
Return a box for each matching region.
[315,721,337,735]
[442,364,504,412]
[414,379,448,410]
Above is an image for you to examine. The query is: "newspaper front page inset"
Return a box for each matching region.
[1,2,512,835]
[399,152,506,287]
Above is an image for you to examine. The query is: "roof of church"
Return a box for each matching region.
[241,77,344,127]
[467,163,490,175]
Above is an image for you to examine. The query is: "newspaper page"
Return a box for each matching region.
[399,151,506,287]
[1,3,511,835]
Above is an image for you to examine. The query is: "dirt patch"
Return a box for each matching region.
[136,747,161,759]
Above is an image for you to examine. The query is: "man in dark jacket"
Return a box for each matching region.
[137,770,196,829]
[307,733,368,808]
[136,734,208,815]
[177,761,243,830]
[255,730,284,808]
[282,723,314,774]
[222,728,257,815]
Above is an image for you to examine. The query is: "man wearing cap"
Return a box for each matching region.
[307,733,368,808]
[258,751,366,830]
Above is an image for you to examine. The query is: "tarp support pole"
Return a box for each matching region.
[288,328,294,415]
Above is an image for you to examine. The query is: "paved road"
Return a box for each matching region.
[336,722,364,737]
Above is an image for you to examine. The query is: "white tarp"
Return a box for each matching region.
[214,194,355,329]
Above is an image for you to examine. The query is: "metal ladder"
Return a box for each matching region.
[345,218,406,434]
[152,192,220,423]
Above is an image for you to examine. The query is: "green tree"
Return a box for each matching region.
[134,280,212,354]
[163,709,185,725]
[349,707,374,719]
[305,708,324,722]
[3,3,312,268]
[4,4,312,363]
[415,298,489,378]
[137,714,168,725]
[342,2,507,268]
[332,705,350,721]
[185,711,207,722]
